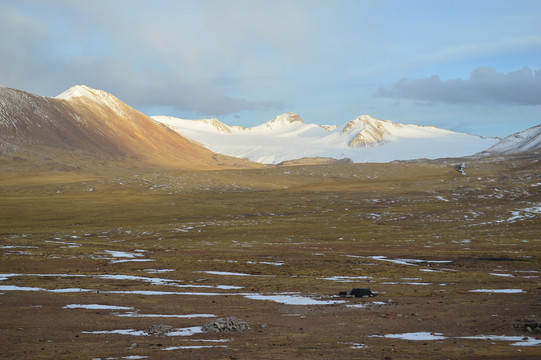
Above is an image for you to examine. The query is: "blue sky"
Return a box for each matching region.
[1,0,540,137]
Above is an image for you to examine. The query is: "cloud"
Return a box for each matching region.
[0,1,284,117]
[121,73,283,116]
[0,3,50,87]
[377,67,541,105]
[52,55,283,116]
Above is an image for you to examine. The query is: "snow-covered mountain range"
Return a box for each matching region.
[152,113,500,164]
[1,84,538,168]
[480,124,541,155]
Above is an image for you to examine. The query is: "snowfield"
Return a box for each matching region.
[152,113,499,164]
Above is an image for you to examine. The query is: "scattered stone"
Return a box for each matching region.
[202,317,251,333]
[145,324,173,337]
[457,163,466,175]
[513,321,541,334]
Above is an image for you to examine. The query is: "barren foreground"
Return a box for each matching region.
[0,156,540,359]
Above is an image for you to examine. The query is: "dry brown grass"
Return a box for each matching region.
[0,155,539,359]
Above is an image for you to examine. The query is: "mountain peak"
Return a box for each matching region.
[1,85,254,170]
[55,85,130,117]
[281,112,304,123]
[265,112,304,127]
[341,115,403,148]
[342,115,397,134]
[56,85,98,99]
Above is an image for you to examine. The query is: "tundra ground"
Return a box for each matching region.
[0,156,540,359]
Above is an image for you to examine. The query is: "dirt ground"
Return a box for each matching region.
[0,156,540,359]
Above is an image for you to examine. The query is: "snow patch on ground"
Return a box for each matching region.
[104,250,142,258]
[197,271,270,277]
[458,335,541,346]
[474,204,541,226]
[45,240,81,247]
[142,269,175,274]
[320,276,373,282]
[469,289,526,293]
[115,312,216,319]
[243,294,346,305]
[64,304,134,310]
[490,273,514,277]
[163,345,228,350]
[381,282,432,286]
[371,332,541,346]
[246,261,284,266]
[0,273,241,293]
[368,256,452,266]
[371,332,447,340]
[0,285,91,293]
[82,326,203,337]
[103,250,155,263]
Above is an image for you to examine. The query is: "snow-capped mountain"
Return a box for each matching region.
[152,113,500,164]
[3,84,524,168]
[480,124,541,155]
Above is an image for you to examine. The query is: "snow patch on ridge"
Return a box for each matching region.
[56,85,131,118]
[56,85,97,99]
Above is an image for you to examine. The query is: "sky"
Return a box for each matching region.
[1,0,540,137]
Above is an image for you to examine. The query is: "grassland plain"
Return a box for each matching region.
[0,155,540,359]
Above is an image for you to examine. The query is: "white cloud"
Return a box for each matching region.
[0,0,285,116]
[2,0,540,136]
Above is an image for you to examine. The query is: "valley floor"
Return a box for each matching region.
[0,156,540,359]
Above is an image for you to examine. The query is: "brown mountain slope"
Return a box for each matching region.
[0,86,259,170]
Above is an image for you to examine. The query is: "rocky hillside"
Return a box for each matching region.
[479,124,541,155]
[0,86,257,170]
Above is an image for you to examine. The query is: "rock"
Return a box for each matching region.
[350,288,375,297]
[339,288,375,298]
[145,324,173,337]
[202,317,251,333]
[514,321,541,334]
